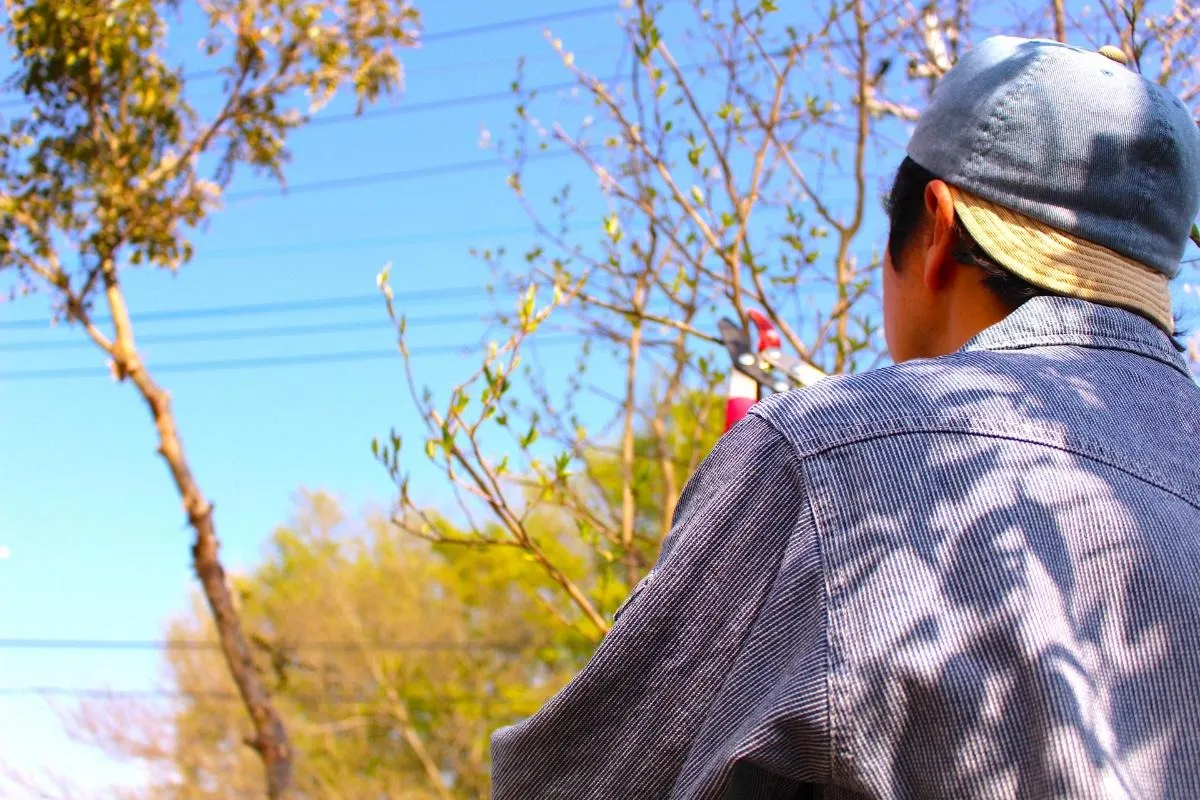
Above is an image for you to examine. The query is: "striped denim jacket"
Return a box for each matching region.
[491,296,1200,799]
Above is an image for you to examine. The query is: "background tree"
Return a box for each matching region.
[53,478,695,797]
[0,0,419,794]
[380,0,1200,648]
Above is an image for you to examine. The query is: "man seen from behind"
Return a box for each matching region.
[492,35,1200,800]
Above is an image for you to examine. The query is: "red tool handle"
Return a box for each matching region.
[723,369,760,432]
[724,396,755,432]
[747,309,781,353]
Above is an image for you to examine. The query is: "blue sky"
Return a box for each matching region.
[0,1,631,791]
[1,0,1198,794]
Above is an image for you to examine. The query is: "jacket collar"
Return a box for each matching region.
[960,296,1191,377]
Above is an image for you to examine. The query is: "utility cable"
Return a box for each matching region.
[0,335,579,382]
[0,313,487,353]
[0,285,495,331]
[0,686,524,707]
[0,3,629,105]
[0,637,534,652]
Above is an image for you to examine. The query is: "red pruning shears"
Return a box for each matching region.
[720,310,826,432]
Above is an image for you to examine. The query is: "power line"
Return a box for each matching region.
[423,4,625,43]
[0,44,618,113]
[197,222,594,260]
[226,149,570,201]
[0,335,579,382]
[0,313,487,353]
[0,4,628,105]
[304,81,574,129]
[0,687,190,700]
[229,45,767,198]
[388,43,619,80]
[0,687,524,707]
[2,42,688,137]
[5,53,765,204]
[189,4,625,82]
[0,285,493,331]
[0,638,532,652]
[281,52,749,132]
[3,51,779,204]
[196,49,795,200]
[0,348,405,382]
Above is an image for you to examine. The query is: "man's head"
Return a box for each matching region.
[882,36,1200,363]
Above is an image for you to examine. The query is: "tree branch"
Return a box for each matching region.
[98,261,292,796]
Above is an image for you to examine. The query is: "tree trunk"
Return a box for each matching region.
[102,264,293,797]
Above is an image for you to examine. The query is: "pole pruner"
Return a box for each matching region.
[719,310,826,433]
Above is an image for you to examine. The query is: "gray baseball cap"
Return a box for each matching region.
[906,36,1200,332]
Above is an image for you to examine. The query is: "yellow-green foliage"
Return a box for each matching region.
[149,493,593,797]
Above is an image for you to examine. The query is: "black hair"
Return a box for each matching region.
[882,156,1187,351]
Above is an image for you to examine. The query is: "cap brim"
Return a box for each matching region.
[949,187,1174,333]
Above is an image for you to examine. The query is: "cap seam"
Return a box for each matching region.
[1130,87,1172,266]
[961,47,1054,187]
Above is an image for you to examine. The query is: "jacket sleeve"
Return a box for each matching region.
[490,414,832,799]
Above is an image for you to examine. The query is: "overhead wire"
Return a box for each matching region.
[420,4,628,43]
[0,687,525,708]
[0,313,486,353]
[0,285,495,331]
[226,149,571,201]
[0,3,630,108]
[4,44,791,203]
[0,349,397,381]
[185,3,629,83]
[0,2,825,378]
[0,0,860,226]
[226,50,787,200]
[0,335,581,382]
[0,637,535,652]
[289,45,788,132]
[197,222,598,259]
[380,43,617,80]
[0,36,817,217]
[302,83,563,129]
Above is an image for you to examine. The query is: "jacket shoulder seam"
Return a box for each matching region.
[755,408,1200,509]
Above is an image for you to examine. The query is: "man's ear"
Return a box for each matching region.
[921,179,958,291]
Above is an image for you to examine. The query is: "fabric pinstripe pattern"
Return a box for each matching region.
[491,297,1200,799]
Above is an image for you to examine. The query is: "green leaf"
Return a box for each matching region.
[520,423,539,448]
[519,283,537,326]
[603,214,622,243]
